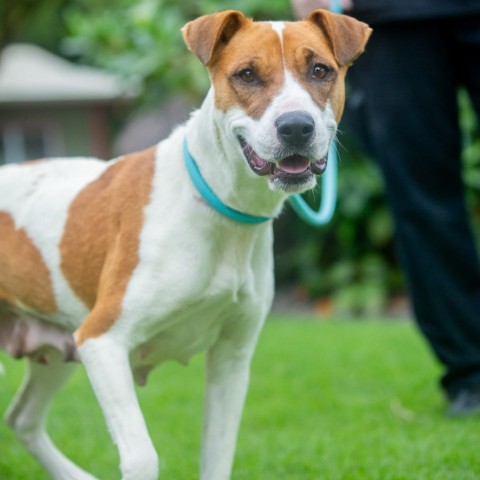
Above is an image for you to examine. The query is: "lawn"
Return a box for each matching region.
[1,316,479,480]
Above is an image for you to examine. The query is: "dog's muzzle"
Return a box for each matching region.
[238,136,327,182]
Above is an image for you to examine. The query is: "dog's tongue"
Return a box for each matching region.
[277,155,310,174]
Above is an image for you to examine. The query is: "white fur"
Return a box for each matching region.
[1,17,341,480]
[269,21,286,51]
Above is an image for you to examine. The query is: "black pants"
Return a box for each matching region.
[345,15,480,395]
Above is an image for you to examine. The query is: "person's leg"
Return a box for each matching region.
[345,19,480,400]
[442,15,480,413]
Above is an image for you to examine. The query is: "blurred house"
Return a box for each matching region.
[0,44,137,164]
[113,96,193,156]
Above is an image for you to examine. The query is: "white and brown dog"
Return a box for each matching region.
[0,10,370,480]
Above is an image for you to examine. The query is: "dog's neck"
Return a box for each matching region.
[185,89,288,220]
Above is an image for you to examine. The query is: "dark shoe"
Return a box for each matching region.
[448,386,480,416]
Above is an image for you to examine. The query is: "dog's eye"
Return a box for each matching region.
[312,64,329,80]
[238,69,256,84]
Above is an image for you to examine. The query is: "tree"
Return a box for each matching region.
[0,0,73,51]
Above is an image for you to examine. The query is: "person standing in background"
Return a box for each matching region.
[292,0,480,415]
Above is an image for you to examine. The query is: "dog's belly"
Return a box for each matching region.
[116,206,275,385]
[125,248,271,385]
[129,294,238,385]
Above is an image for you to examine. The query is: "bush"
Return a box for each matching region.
[62,0,293,103]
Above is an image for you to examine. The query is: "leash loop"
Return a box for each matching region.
[289,0,342,226]
[289,144,338,225]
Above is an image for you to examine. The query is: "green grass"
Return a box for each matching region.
[1,316,480,480]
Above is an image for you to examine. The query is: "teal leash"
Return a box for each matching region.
[289,0,342,226]
[328,0,343,14]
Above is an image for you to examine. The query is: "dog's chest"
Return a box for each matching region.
[129,290,244,384]
[122,220,273,380]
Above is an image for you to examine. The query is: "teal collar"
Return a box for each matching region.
[183,138,272,225]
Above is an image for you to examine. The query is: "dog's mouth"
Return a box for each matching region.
[239,137,327,180]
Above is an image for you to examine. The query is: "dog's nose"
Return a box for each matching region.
[275,111,315,147]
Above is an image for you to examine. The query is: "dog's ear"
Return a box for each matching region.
[307,10,372,67]
[182,10,247,66]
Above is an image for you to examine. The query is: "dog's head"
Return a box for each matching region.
[182,10,371,194]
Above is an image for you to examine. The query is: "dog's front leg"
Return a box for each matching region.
[78,334,159,480]
[201,322,263,480]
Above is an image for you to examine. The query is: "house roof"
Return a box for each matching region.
[0,43,138,104]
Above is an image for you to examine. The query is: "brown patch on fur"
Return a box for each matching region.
[0,211,57,313]
[60,147,156,345]
[286,11,371,121]
[306,10,372,68]
[183,10,370,122]
[209,21,286,119]
[283,20,347,121]
[184,13,285,119]
[182,10,247,66]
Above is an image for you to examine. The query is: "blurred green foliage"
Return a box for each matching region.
[461,91,480,245]
[0,0,69,48]
[61,0,294,103]
[3,0,480,315]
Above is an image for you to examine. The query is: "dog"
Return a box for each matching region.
[0,10,370,480]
